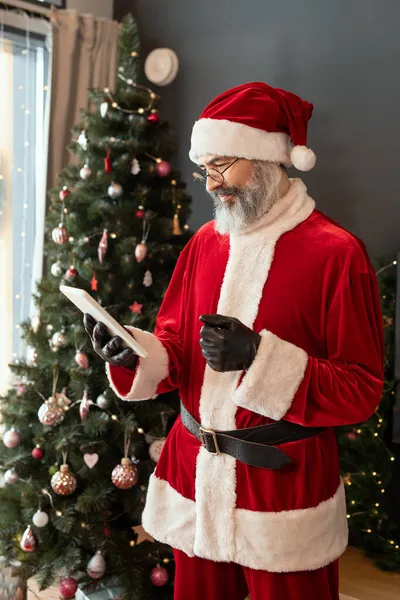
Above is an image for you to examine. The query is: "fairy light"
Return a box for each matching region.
[390,456,395,462]
[56,510,62,517]
[111,414,118,421]
[129,540,135,547]
[367,529,372,533]
[137,428,144,434]
[163,558,170,564]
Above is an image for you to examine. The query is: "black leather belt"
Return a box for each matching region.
[180,401,325,470]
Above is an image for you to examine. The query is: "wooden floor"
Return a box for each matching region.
[340,546,400,600]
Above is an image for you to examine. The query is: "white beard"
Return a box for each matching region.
[208,162,282,235]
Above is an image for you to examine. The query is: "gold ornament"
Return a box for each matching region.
[51,464,77,495]
[172,213,183,235]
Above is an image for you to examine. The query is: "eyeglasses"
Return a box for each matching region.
[193,158,240,185]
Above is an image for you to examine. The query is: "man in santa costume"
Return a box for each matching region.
[84,82,384,600]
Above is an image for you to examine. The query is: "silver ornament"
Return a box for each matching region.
[143,269,153,287]
[131,158,141,175]
[80,164,92,180]
[100,102,108,118]
[78,130,88,151]
[31,315,40,333]
[96,393,112,410]
[51,261,62,277]
[51,331,66,348]
[87,550,106,579]
[32,510,49,527]
[107,182,123,199]
[4,469,19,485]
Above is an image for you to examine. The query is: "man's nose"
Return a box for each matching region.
[206,177,222,194]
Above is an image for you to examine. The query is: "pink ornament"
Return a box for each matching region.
[32,446,44,460]
[59,187,70,202]
[150,566,169,587]
[59,577,78,599]
[3,428,22,448]
[111,458,138,489]
[347,432,357,441]
[155,160,172,178]
[147,113,159,124]
[20,526,36,552]
[136,209,145,219]
[79,390,91,421]
[65,266,77,280]
[75,350,90,369]
[87,550,106,579]
[135,242,148,263]
[98,229,108,264]
[16,383,27,396]
[52,224,69,245]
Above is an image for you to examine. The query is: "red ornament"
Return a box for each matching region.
[59,577,78,599]
[52,224,69,245]
[104,149,112,174]
[347,432,357,441]
[59,187,70,201]
[150,566,169,587]
[155,160,172,178]
[65,266,77,280]
[111,458,138,489]
[20,526,36,552]
[32,446,44,460]
[91,275,99,291]
[136,209,145,219]
[147,113,159,124]
[98,229,108,263]
[129,301,143,315]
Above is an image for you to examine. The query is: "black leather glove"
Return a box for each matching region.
[83,313,138,371]
[199,314,261,373]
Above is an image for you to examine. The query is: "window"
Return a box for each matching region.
[0,14,51,392]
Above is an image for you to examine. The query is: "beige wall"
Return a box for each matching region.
[66,0,113,19]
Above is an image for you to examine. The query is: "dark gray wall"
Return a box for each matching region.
[115,0,400,258]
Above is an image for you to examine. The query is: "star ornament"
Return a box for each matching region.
[129,301,143,315]
[91,275,98,291]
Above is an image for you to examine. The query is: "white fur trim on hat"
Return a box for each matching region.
[189,118,292,166]
[290,145,316,171]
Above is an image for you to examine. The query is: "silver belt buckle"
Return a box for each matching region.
[199,426,220,456]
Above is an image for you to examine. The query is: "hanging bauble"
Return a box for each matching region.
[38,402,65,427]
[87,550,106,579]
[173,213,183,236]
[32,446,44,460]
[135,242,148,263]
[96,393,112,410]
[104,150,112,174]
[78,130,88,151]
[46,324,54,335]
[107,182,123,199]
[83,453,99,469]
[31,314,40,333]
[75,350,90,370]
[136,207,145,219]
[80,164,92,180]
[59,186,70,202]
[52,331,67,348]
[155,160,172,178]
[3,428,22,448]
[32,510,49,528]
[32,350,38,364]
[111,458,138,489]
[49,464,58,476]
[91,274,98,291]
[131,158,141,175]
[100,102,109,118]
[143,270,153,288]
[79,390,91,421]
[147,113,159,124]
[150,565,169,587]
[65,266,77,281]
[51,261,63,276]
[4,469,19,485]
[51,464,77,496]
[98,229,108,264]
[149,438,166,463]
[52,224,69,245]
[59,577,78,599]
[16,382,27,396]
[20,526,36,553]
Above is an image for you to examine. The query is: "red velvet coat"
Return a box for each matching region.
[107,179,384,572]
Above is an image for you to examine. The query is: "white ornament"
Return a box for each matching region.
[131,158,141,175]
[100,102,108,118]
[4,469,19,485]
[31,315,40,333]
[83,453,99,469]
[33,510,49,527]
[78,130,88,151]
[80,164,92,180]
[107,182,123,199]
[143,270,153,287]
[144,48,179,87]
[51,261,62,277]
[149,438,166,463]
[87,550,106,579]
[3,429,22,448]
[51,331,66,348]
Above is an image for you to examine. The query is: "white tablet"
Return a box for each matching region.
[60,285,148,359]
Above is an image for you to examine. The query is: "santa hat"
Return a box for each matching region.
[189,82,316,171]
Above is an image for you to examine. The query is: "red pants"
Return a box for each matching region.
[173,549,339,600]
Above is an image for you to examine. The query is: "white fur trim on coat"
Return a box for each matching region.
[233,329,309,420]
[105,326,169,401]
[189,118,292,166]
[142,474,349,572]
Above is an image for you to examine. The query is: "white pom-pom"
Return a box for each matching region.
[290,146,316,171]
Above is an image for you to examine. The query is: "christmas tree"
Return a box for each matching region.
[338,258,400,571]
[0,15,191,600]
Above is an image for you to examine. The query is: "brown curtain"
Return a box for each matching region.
[47,9,120,190]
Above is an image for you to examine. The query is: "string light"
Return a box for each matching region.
[111,414,118,421]
[129,540,135,547]
[56,510,62,517]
